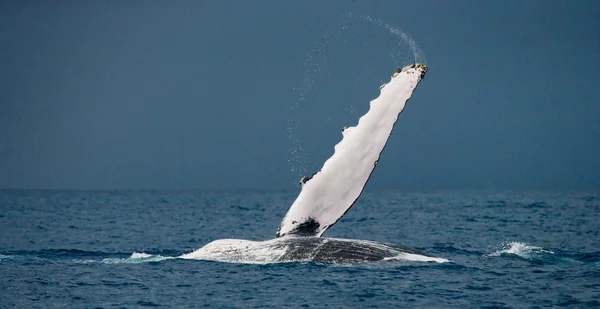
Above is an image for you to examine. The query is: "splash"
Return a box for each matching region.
[489,241,554,259]
[486,241,581,265]
[347,14,427,64]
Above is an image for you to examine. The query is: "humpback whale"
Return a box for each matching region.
[181,64,447,264]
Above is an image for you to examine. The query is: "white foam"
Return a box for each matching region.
[489,241,554,258]
[72,259,97,264]
[101,252,174,264]
[130,252,154,259]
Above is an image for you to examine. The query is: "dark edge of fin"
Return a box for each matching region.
[276,217,320,237]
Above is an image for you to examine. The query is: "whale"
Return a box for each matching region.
[181,64,447,264]
[180,237,447,264]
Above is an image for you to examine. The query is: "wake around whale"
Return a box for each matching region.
[181,64,448,264]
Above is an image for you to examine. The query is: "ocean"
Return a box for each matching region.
[1,189,599,308]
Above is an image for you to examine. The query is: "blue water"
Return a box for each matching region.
[1,190,599,308]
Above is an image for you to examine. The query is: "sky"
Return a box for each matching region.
[1,0,599,190]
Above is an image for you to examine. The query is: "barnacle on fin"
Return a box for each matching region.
[401,63,428,78]
[300,171,318,186]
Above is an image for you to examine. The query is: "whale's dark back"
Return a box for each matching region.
[277,237,432,263]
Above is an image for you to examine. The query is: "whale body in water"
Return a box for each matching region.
[181,64,447,264]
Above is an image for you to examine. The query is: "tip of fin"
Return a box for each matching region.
[385,64,427,87]
[392,64,428,78]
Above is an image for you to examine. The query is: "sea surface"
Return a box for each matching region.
[1,189,599,308]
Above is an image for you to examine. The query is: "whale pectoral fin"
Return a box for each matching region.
[276,65,428,238]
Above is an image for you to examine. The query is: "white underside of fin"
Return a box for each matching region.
[277,64,427,238]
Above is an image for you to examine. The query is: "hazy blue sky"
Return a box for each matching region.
[1,1,599,190]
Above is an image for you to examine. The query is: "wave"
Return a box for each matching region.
[487,241,600,266]
[0,249,181,264]
[100,252,174,264]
